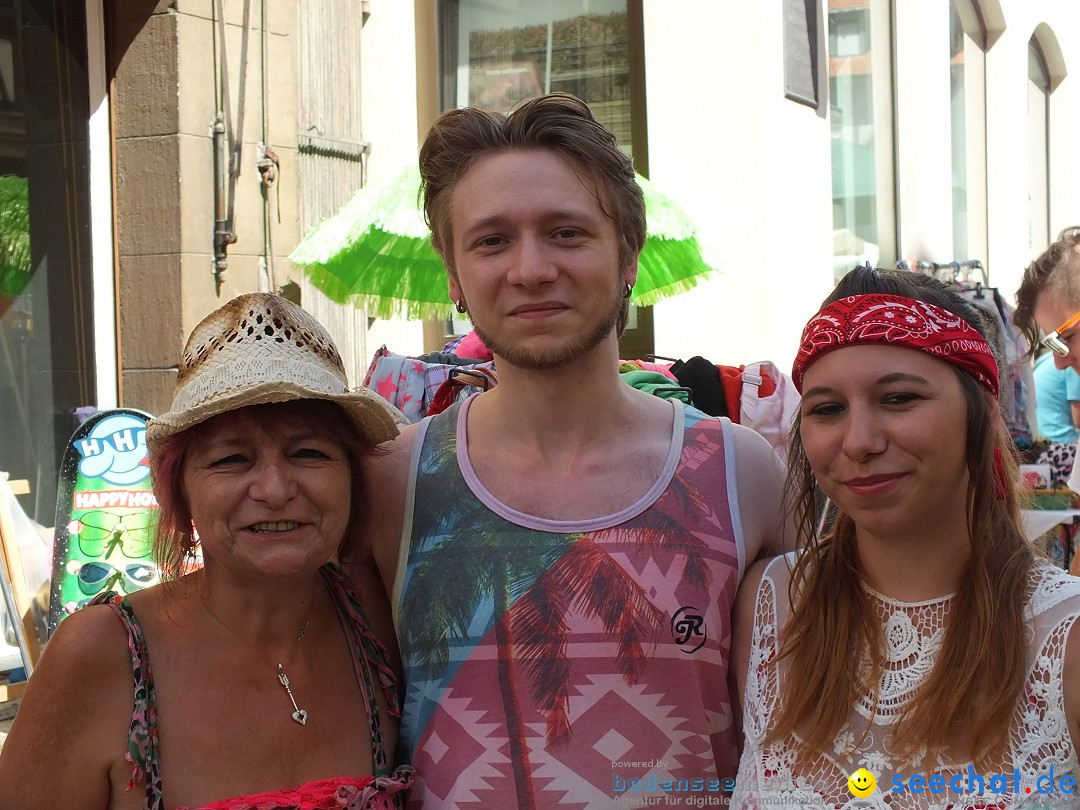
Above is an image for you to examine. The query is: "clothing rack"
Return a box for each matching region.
[896,258,987,285]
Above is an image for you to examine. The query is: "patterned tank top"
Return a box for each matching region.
[393,395,745,808]
[95,563,413,809]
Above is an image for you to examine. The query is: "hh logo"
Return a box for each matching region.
[671,606,707,653]
[76,414,150,486]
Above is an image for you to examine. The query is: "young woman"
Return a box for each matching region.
[732,266,1080,808]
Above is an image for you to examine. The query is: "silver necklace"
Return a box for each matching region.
[277,620,310,726]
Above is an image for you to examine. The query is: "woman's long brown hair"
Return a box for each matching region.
[764,266,1035,768]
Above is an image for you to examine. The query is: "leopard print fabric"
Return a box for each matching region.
[1037,440,1078,489]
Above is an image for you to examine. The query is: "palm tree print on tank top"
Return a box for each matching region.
[396,396,741,809]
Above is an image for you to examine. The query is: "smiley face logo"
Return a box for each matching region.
[76,414,150,486]
[848,768,876,797]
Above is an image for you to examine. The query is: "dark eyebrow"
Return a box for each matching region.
[878,372,931,385]
[460,214,503,237]
[544,208,603,225]
[801,372,931,400]
[460,208,604,240]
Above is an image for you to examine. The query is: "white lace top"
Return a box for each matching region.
[733,556,1080,809]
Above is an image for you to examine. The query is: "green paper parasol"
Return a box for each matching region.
[290,164,716,320]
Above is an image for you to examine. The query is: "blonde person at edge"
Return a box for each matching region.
[1015,227,1080,504]
[0,293,413,809]
[730,264,1080,809]
[359,92,791,809]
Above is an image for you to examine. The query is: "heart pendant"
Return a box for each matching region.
[292,709,308,726]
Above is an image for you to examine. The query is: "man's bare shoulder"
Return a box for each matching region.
[727,422,794,562]
[369,422,420,489]
[365,422,421,589]
[728,421,781,468]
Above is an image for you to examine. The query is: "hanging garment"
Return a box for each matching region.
[441,329,494,362]
[363,346,495,424]
[671,357,798,460]
[1037,439,1078,491]
[672,356,729,417]
[427,367,498,416]
[737,361,800,463]
[620,358,681,381]
[619,369,692,403]
[957,284,1036,448]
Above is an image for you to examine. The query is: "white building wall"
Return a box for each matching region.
[984,1,1080,300]
[644,0,831,371]
[645,0,1080,371]
[894,1,954,263]
[1049,13,1080,237]
[364,0,1080,368]
[359,0,427,356]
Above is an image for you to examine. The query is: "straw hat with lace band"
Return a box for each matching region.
[145,292,402,451]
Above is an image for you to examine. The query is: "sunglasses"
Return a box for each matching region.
[69,511,154,558]
[75,560,159,596]
[1042,311,1080,357]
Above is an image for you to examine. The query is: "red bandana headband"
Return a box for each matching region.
[791,293,999,397]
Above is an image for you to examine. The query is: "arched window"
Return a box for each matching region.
[949,0,988,262]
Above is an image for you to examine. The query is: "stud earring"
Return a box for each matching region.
[624,283,633,299]
[455,299,467,314]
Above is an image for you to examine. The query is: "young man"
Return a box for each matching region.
[366,93,789,807]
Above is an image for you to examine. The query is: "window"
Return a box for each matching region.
[829,8,868,58]
[438,0,639,155]
[828,0,895,282]
[436,0,654,357]
[1028,38,1050,253]
[949,1,987,262]
[0,0,94,523]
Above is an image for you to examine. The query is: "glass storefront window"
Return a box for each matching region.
[0,1,93,523]
[438,0,634,155]
[950,1,987,263]
[950,5,968,259]
[436,0,655,357]
[828,0,895,283]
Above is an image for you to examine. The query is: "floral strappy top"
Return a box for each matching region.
[93,563,413,810]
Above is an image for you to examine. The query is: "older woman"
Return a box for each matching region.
[0,293,412,809]
[732,266,1080,808]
